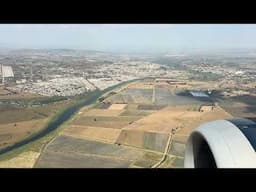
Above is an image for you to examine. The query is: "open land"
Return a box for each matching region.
[1,49,256,168]
[35,79,234,168]
[0,86,76,166]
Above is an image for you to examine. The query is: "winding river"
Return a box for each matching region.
[0,79,139,156]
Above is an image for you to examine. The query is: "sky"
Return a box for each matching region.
[0,24,255,53]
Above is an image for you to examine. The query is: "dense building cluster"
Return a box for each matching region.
[0,49,186,96]
[12,77,96,96]
[1,49,256,97]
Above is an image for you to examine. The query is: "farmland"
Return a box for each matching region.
[36,79,233,168]
[0,99,74,151]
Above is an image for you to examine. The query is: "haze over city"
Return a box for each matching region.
[0,24,256,52]
[0,24,256,168]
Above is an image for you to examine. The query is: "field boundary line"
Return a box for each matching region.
[33,135,57,168]
[151,126,180,168]
[151,133,173,168]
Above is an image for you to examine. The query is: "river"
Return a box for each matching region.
[0,79,139,156]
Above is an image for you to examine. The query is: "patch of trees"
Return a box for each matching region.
[188,70,223,81]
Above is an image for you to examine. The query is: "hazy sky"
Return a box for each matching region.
[0,24,255,52]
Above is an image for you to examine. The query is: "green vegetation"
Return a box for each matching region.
[0,115,73,162]
[152,58,188,70]
[98,91,116,102]
[0,78,142,161]
[0,100,74,124]
[30,96,68,105]
[0,96,68,107]
[0,93,87,161]
[188,70,223,81]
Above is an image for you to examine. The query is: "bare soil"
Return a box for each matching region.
[0,118,50,149]
[0,151,40,168]
[62,125,121,143]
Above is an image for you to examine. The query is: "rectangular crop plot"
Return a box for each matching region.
[117,130,170,153]
[137,104,166,110]
[169,141,185,157]
[155,88,173,105]
[143,132,169,152]
[123,89,153,104]
[35,135,145,168]
[62,126,121,143]
[132,151,163,168]
[119,110,153,116]
[108,104,127,110]
[82,109,124,117]
[105,94,125,104]
[171,157,184,168]
[105,88,154,104]
[45,135,144,159]
[94,102,112,109]
[73,116,141,129]
[35,150,133,168]
[155,88,208,105]
[121,94,134,103]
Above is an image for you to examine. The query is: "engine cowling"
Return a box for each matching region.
[184,118,256,168]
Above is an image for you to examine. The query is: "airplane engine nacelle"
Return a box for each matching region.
[184,118,256,168]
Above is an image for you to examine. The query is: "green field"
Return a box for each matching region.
[0,101,74,124]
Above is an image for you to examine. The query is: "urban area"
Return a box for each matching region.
[0,48,256,168]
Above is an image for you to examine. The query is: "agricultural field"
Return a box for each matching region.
[155,88,211,105]
[0,99,74,151]
[104,84,213,107]
[108,104,127,110]
[0,151,40,168]
[0,118,50,149]
[159,156,183,168]
[105,88,153,104]
[137,104,166,110]
[81,108,125,117]
[131,151,163,168]
[62,125,121,143]
[119,109,153,116]
[35,80,234,168]
[0,101,71,124]
[126,81,154,89]
[115,104,232,166]
[213,93,256,121]
[35,135,145,168]
[72,116,141,129]
[116,130,169,153]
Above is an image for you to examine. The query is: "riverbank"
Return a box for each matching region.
[0,78,141,161]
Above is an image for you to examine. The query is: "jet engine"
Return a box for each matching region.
[184,118,256,168]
